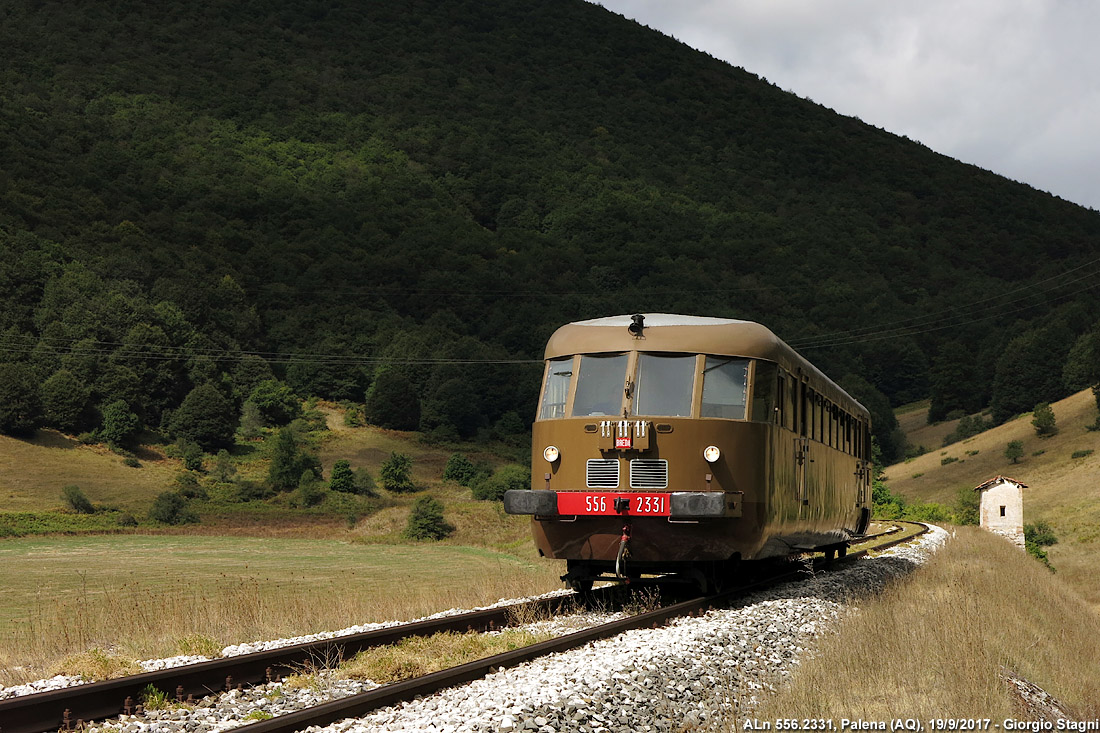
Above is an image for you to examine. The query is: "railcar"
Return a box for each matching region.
[503,314,873,591]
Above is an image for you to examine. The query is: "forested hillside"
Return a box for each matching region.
[2,0,1099,457]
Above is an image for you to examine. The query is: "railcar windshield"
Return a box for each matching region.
[634,353,695,416]
[701,357,749,419]
[538,356,573,419]
[571,353,628,417]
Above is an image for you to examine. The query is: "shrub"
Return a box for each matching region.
[380,452,416,493]
[174,472,208,500]
[212,449,237,482]
[177,438,204,472]
[1031,402,1057,437]
[62,485,95,514]
[329,459,356,493]
[294,470,325,507]
[940,456,958,466]
[171,383,238,451]
[267,428,321,491]
[1005,440,1024,464]
[353,468,377,496]
[343,404,366,427]
[442,453,478,486]
[953,486,979,526]
[149,492,199,525]
[1071,449,1093,460]
[472,464,529,501]
[1024,520,1058,569]
[116,512,138,527]
[122,456,141,468]
[403,496,454,540]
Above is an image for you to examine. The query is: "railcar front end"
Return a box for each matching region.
[504,314,873,590]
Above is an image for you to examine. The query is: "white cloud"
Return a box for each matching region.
[593,0,1100,210]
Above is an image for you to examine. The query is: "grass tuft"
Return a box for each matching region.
[50,647,142,681]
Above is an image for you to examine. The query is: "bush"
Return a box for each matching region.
[62,485,95,514]
[353,468,377,496]
[174,472,208,500]
[170,383,238,451]
[99,400,140,447]
[122,456,142,468]
[1005,440,1024,464]
[380,452,416,493]
[472,464,529,501]
[1031,402,1057,437]
[177,438,204,472]
[268,428,321,491]
[212,449,237,482]
[403,496,454,540]
[953,486,979,525]
[1071,449,1093,460]
[116,512,138,527]
[1024,520,1058,569]
[294,470,326,507]
[940,456,958,466]
[329,459,356,493]
[442,453,478,486]
[149,492,199,525]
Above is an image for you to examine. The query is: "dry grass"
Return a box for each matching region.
[751,527,1100,719]
[335,629,551,684]
[0,430,177,511]
[0,535,560,686]
[887,389,1100,612]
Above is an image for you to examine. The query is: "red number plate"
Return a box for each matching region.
[615,436,632,449]
[556,492,670,516]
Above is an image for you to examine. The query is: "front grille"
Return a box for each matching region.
[629,459,668,489]
[586,459,620,488]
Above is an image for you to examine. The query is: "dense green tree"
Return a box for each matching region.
[0,362,42,436]
[267,427,320,491]
[170,383,238,451]
[149,491,199,525]
[403,496,454,540]
[1031,403,1057,436]
[953,487,979,526]
[365,370,421,431]
[40,369,92,433]
[380,451,416,493]
[248,380,302,426]
[99,400,140,446]
[1062,331,1100,392]
[442,453,478,486]
[1005,440,1023,464]
[231,356,276,402]
[329,459,355,493]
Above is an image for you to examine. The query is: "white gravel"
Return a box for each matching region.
[64,524,948,733]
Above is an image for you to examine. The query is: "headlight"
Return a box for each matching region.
[543,445,560,463]
[703,445,721,463]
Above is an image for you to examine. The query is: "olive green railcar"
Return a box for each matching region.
[503,314,873,590]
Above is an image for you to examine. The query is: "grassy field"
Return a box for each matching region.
[0,534,560,685]
[886,388,1100,612]
[751,527,1100,718]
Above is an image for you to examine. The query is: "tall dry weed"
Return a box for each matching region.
[751,527,1100,719]
[0,564,559,686]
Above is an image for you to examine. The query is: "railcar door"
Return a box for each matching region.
[796,380,809,505]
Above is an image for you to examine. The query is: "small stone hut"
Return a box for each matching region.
[974,475,1026,548]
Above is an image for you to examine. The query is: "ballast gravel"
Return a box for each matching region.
[37,526,948,733]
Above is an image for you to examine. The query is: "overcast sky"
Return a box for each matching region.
[593,1,1100,212]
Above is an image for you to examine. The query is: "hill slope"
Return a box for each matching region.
[2,0,1100,452]
[886,389,1100,611]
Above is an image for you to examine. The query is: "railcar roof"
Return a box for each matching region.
[544,314,867,418]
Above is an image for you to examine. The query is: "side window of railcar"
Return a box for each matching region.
[701,357,749,419]
[571,353,628,417]
[634,353,695,416]
[538,356,573,419]
[750,361,777,423]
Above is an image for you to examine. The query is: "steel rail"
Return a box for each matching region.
[0,589,614,733]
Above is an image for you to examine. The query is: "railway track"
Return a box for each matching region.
[2,522,928,733]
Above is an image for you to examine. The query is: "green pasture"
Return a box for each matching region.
[0,535,547,633]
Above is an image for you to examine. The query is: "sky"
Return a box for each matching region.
[593,1,1100,212]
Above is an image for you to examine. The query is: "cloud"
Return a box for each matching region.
[593,0,1100,210]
